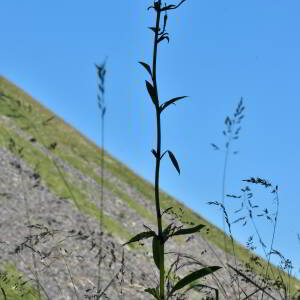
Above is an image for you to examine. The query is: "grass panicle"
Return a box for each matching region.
[209,100,300,299]
[95,57,107,298]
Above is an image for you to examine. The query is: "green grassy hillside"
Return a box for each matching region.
[1,75,299,299]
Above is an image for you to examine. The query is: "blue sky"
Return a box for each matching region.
[1,1,299,278]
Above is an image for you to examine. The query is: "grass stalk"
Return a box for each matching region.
[95,58,107,298]
[9,140,42,300]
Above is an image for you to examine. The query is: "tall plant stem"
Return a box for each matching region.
[152,1,164,298]
[221,143,229,255]
[222,129,241,299]
[97,113,104,295]
[95,59,107,297]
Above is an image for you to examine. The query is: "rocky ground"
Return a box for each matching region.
[0,145,286,300]
[0,97,288,300]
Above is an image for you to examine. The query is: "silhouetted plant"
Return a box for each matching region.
[95,57,107,298]
[7,138,42,300]
[210,97,245,247]
[234,179,300,299]
[1,3,300,298]
[122,1,221,299]
[210,99,300,299]
[209,98,245,298]
[0,88,125,299]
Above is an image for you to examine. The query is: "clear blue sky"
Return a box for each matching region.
[1,1,299,278]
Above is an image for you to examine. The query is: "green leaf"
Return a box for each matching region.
[168,150,180,175]
[152,235,163,270]
[160,150,167,160]
[161,4,176,10]
[144,288,160,299]
[211,143,219,150]
[148,26,160,33]
[157,35,170,44]
[161,0,187,11]
[171,224,205,237]
[0,287,7,300]
[139,61,152,78]
[160,96,188,113]
[162,223,173,242]
[184,283,214,294]
[170,266,222,294]
[122,231,155,246]
[162,206,173,216]
[145,80,158,106]
[151,149,157,158]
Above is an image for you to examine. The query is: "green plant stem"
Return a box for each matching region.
[221,141,229,254]
[97,113,104,295]
[222,128,241,299]
[95,60,107,297]
[152,1,165,299]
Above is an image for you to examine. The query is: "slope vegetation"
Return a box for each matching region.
[0,76,299,299]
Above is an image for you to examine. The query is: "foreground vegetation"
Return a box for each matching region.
[0,1,300,299]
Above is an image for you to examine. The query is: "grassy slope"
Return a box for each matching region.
[1,75,299,296]
[0,263,42,300]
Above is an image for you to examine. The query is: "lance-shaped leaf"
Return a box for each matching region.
[160,96,188,113]
[157,34,169,44]
[184,283,218,295]
[211,143,219,151]
[139,61,152,78]
[168,150,180,175]
[170,266,221,295]
[162,14,168,32]
[122,230,155,246]
[102,107,106,117]
[161,0,187,11]
[151,149,157,158]
[161,223,174,242]
[148,26,160,33]
[0,286,7,300]
[161,4,176,10]
[152,235,163,270]
[144,288,160,299]
[170,224,205,237]
[145,80,158,106]
[162,206,173,216]
[160,150,167,160]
